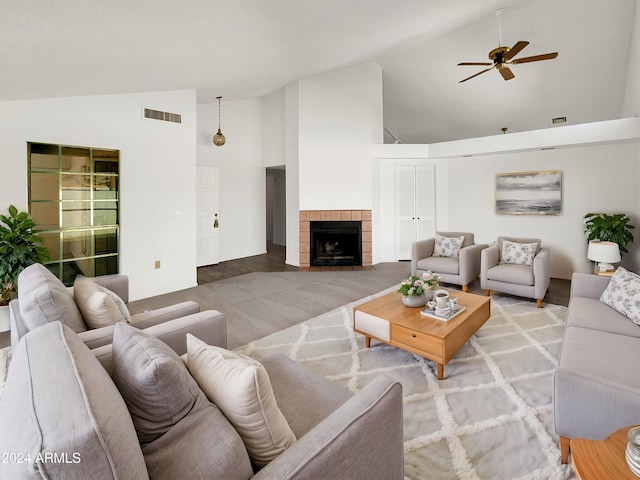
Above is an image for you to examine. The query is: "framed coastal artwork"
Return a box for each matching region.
[495,170,562,215]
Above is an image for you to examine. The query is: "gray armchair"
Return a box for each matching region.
[480,236,550,308]
[411,232,487,292]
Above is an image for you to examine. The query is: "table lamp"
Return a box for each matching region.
[587,241,621,272]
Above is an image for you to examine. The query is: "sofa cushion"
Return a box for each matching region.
[142,404,254,480]
[554,326,640,440]
[186,334,297,468]
[0,322,148,479]
[433,233,464,258]
[600,267,640,326]
[17,263,86,333]
[487,263,534,286]
[566,296,640,337]
[501,240,537,266]
[260,353,353,438]
[74,275,130,329]
[417,256,459,275]
[111,322,210,444]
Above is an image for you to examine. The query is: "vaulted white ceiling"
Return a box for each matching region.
[1,0,636,143]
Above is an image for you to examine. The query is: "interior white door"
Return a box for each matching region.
[415,165,435,241]
[196,166,220,267]
[396,166,417,260]
[396,164,435,260]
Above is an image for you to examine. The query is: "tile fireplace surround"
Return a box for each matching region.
[299,210,372,268]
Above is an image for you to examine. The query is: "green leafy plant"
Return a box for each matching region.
[0,205,50,306]
[584,212,635,256]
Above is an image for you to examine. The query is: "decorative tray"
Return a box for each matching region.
[420,305,466,322]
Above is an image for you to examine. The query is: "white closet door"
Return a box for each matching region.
[396,164,436,261]
[415,166,435,241]
[396,166,417,260]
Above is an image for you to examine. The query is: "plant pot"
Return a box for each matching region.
[0,305,10,332]
[402,293,426,308]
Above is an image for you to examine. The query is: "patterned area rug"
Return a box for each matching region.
[237,288,577,480]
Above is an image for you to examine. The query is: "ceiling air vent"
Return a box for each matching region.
[143,108,182,124]
[552,116,566,124]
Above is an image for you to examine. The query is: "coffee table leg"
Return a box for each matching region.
[365,336,371,348]
[437,363,444,380]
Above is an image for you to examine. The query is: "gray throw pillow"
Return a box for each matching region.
[17,263,86,333]
[600,266,640,326]
[111,322,210,444]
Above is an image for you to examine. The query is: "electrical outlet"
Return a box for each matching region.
[154,260,161,269]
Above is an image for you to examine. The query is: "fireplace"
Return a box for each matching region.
[299,210,372,268]
[310,221,362,266]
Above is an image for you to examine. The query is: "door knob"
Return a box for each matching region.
[214,213,219,228]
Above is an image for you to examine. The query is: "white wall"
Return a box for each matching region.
[0,90,198,300]
[196,98,266,262]
[373,128,640,278]
[262,88,286,168]
[298,63,383,210]
[284,83,300,265]
[622,0,640,118]
[446,142,639,279]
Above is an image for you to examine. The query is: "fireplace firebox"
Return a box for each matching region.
[310,221,362,266]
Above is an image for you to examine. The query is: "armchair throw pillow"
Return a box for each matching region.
[501,240,537,266]
[600,267,640,326]
[186,334,297,467]
[433,233,465,258]
[74,275,131,329]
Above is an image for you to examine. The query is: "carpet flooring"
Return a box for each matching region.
[236,289,577,480]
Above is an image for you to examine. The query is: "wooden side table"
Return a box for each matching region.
[571,426,639,480]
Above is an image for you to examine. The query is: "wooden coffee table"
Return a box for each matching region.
[353,290,490,379]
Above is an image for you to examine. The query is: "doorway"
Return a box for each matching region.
[265,167,286,254]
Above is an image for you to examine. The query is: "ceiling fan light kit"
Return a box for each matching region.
[458,9,558,83]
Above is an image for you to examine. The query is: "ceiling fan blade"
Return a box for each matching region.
[499,67,515,81]
[459,66,495,83]
[502,41,529,61]
[458,62,492,66]
[511,52,558,64]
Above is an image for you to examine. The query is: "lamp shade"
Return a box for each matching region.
[587,241,621,263]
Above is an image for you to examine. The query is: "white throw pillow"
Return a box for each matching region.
[186,334,296,467]
[433,234,465,258]
[501,240,537,266]
[600,267,640,326]
[74,275,130,329]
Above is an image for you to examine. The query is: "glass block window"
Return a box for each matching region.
[28,142,120,285]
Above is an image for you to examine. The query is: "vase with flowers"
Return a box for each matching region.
[397,271,440,308]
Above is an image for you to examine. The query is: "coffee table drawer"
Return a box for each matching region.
[392,325,442,357]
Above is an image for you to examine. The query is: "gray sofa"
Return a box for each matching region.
[411,231,487,292]
[10,263,226,353]
[553,272,640,463]
[0,321,404,479]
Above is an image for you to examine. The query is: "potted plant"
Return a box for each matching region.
[584,213,635,256]
[0,205,50,331]
[397,271,440,307]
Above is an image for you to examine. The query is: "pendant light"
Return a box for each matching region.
[212,96,226,146]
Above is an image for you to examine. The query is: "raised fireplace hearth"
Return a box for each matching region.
[310,221,361,266]
[299,210,372,268]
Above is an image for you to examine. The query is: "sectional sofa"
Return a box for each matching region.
[554,272,640,463]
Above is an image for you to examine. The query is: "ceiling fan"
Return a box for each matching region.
[458,10,558,83]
